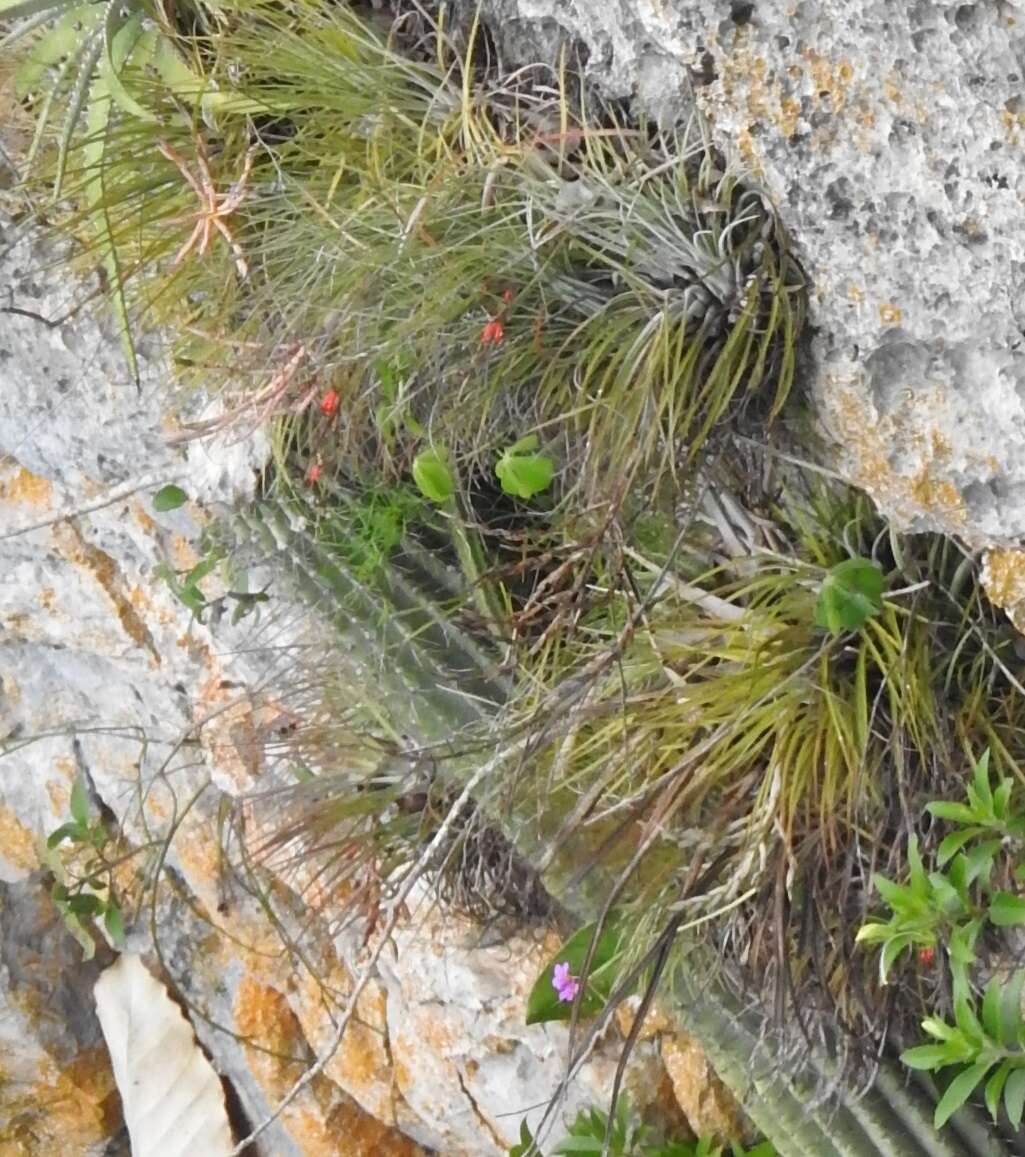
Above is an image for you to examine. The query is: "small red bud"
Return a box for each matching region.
[917,946,936,966]
[307,462,323,484]
[481,319,505,346]
[319,389,340,418]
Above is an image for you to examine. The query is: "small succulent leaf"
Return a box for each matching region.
[1004,1067,1025,1129]
[922,1016,957,1042]
[813,557,884,633]
[412,448,455,504]
[934,1062,993,1129]
[990,892,1025,926]
[62,909,96,960]
[855,922,891,944]
[152,484,188,512]
[953,988,985,1043]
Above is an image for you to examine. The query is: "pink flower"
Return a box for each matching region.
[307,462,323,484]
[552,961,580,1003]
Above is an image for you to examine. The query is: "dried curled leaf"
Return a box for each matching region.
[94,954,233,1156]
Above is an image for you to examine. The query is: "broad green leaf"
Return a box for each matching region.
[990,891,1025,926]
[70,776,90,826]
[934,1061,992,1128]
[496,451,555,500]
[153,484,188,512]
[412,448,455,504]
[525,916,627,1026]
[813,557,884,633]
[1004,1067,1025,1128]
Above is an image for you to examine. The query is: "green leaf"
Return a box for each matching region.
[70,776,90,827]
[496,450,555,500]
[47,821,84,849]
[1000,971,1025,1047]
[906,834,929,899]
[990,891,1025,926]
[935,1061,992,1128]
[901,1044,959,1071]
[525,916,627,1026]
[964,840,1001,889]
[1004,1067,1025,1129]
[412,448,455,504]
[61,909,96,961]
[880,934,913,982]
[153,484,188,512]
[937,827,985,866]
[926,802,979,825]
[66,892,103,917]
[813,557,884,633]
[104,904,126,948]
[973,749,993,811]
[982,976,1003,1040]
[985,1062,1011,1122]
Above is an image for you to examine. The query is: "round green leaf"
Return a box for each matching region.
[152,484,188,512]
[412,448,454,504]
[496,452,554,500]
[813,557,884,633]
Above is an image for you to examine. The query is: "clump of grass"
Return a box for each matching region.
[492,456,1025,1050]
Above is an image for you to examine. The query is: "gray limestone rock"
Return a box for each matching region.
[469,0,1025,542]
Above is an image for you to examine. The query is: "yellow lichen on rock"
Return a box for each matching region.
[982,548,1025,632]
[660,1032,745,1145]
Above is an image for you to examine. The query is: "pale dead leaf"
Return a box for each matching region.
[94,953,233,1156]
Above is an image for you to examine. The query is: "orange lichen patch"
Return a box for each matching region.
[293,969,397,1126]
[613,997,675,1043]
[130,498,157,535]
[0,1050,117,1155]
[847,283,866,303]
[38,588,56,611]
[879,303,902,324]
[660,1032,744,1144]
[982,548,1025,632]
[802,49,854,114]
[52,522,160,662]
[234,978,424,1156]
[0,466,53,509]
[0,806,41,872]
[833,389,968,531]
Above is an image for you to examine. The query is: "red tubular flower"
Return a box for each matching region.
[481,318,505,346]
[319,389,340,418]
[307,463,323,484]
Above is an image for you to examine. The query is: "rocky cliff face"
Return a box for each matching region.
[471,0,1025,543]
[0,214,740,1153]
